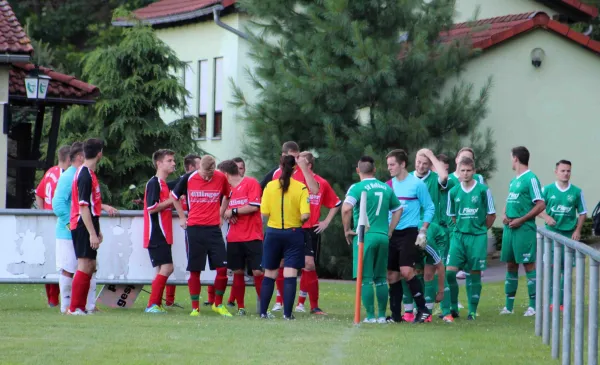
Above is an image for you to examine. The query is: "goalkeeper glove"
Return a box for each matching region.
[415,228,427,250]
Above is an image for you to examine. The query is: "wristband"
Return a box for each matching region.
[232,208,238,216]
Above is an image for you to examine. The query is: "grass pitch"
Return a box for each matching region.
[0,279,553,364]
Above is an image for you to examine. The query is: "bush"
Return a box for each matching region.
[491,227,503,251]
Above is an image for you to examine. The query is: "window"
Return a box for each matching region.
[213,57,223,139]
[198,60,209,140]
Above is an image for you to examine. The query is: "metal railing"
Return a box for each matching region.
[535,227,599,365]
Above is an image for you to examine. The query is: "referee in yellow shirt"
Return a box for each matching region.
[259,155,310,320]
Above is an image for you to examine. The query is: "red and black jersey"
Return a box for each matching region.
[227,177,263,242]
[35,166,62,210]
[171,170,231,226]
[303,174,341,228]
[70,166,102,229]
[168,175,189,211]
[143,176,173,248]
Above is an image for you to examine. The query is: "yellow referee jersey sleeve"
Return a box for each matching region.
[261,179,310,229]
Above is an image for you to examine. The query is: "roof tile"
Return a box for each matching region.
[132,0,235,20]
[0,0,33,55]
[9,63,99,100]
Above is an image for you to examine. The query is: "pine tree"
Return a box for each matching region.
[60,25,201,208]
[233,0,495,278]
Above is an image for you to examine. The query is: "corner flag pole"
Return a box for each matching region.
[353,191,368,325]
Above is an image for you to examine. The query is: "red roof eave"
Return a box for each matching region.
[552,0,599,19]
[113,0,237,26]
[440,12,600,57]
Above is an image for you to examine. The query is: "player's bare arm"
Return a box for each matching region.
[388,208,403,238]
[101,204,118,216]
[486,213,496,229]
[146,199,174,215]
[35,195,44,209]
[314,205,340,234]
[537,211,557,226]
[297,156,320,194]
[224,204,259,219]
[301,212,310,223]
[418,148,448,184]
[509,200,546,228]
[502,206,510,225]
[80,205,100,249]
[171,198,187,229]
[341,202,356,245]
[572,213,586,241]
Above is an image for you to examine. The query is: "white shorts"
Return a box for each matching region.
[56,239,77,274]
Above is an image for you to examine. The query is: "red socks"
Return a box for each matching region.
[188,271,201,310]
[233,273,245,309]
[148,274,168,307]
[304,270,320,309]
[254,275,263,298]
[45,284,60,306]
[275,267,284,304]
[213,267,228,306]
[69,271,91,312]
[228,285,236,304]
[165,285,176,306]
[298,270,308,305]
[207,285,215,303]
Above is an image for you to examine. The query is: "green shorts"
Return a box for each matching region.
[424,238,446,266]
[446,232,488,271]
[549,229,575,268]
[500,223,537,264]
[353,233,389,281]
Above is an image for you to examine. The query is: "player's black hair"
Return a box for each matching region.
[232,157,245,166]
[511,146,530,165]
[218,160,239,176]
[69,142,84,161]
[556,160,571,167]
[437,153,450,165]
[57,145,71,163]
[279,155,296,193]
[152,149,175,168]
[458,157,475,168]
[282,141,299,155]
[358,155,375,174]
[184,154,201,172]
[83,138,104,159]
[386,149,409,167]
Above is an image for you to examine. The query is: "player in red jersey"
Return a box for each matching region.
[269,142,320,311]
[36,146,71,307]
[68,138,118,315]
[294,152,341,315]
[172,155,233,317]
[144,149,178,313]
[217,160,264,315]
[165,154,201,308]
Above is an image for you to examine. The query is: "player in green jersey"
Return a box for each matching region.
[446,157,496,321]
[538,160,587,310]
[342,156,403,323]
[417,220,447,319]
[500,146,546,317]
[446,147,487,309]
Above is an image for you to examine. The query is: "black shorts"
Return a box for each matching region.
[388,227,419,270]
[186,225,227,272]
[148,238,173,268]
[71,219,100,260]
[227,240,263,272]
[303,228,321,262]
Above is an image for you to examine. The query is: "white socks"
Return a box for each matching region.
[59,273,73,314]
[86,273,97,311]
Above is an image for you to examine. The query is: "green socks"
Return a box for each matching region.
[375,280,388,318]
[526,270,536,308]
[505,271,519,311]
[447,270,459,312]
[469,273,482,314]
[465,273,472,305]
[441,274,451,316]
[361,281,375,319]
[424,277,437,311]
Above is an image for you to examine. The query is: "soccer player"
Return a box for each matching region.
[342,156,403,323]
[500,146,545,316]
[267,141,319,311]
[386,149,435,323]
[295,151,341,315]
[171,155,232,317]
[217,160,264,316]
[36,145,71,307]
[446,157,496,321]
[68,138,117,315]
[418,219,447,319]
[144,149,178,313]
[165,154,201,308]
[233,157,246,177]
[539,160,587,310]
[259,155,310,320]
